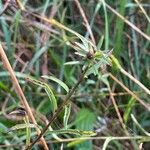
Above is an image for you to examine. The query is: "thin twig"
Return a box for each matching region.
[120,68,150,96]
[0,135,148,147]
[47,135,148,143]
[108,87,129,135]
[111,55,150,96]
[134,0,150,24]
[105,2,150,41]
[26,67,89,149]
[0,0,10,15]
[74,0,96,45]
[109,73,150,111]
[0,43,48,150]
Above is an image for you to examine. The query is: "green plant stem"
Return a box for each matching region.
[24,116,31,146]
[50,136,149,143]
[131,114,150,136]
[0,136,149,148]
[26,67,89,150]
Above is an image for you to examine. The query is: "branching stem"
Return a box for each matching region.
[26,67,88,149]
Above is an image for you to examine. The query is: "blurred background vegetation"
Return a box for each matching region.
[0,0,150,149]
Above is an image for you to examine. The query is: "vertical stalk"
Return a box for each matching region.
[0,43,48,150]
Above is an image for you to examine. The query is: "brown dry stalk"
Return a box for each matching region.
[74,0,96,45]
[105,2,150,41]
[0,43,48,150]
[109,73,150,111]
[108,87,129,135]
[120,68,150,96]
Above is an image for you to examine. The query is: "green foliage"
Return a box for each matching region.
[0,17,12,60]
[27,77,58,113]
[63,103,71,129]
[0,0,150,149]
[73,108,96,150]
[123,97,136,124]
[42,75,69,93]
[6,123,37,133]
[46,129,96,137]
[114,0,127,58]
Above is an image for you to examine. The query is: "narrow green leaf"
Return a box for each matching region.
[124,97,136,124]
[27,77,57,113]
[0,82,17,98]
[114,0,127,58]
[97,35,104,50]
[67,139,86,147]
[74,52,86,57]
[64,61,81,65]
[131,114,150,136]
[12,10,21,52]
[102,137,112,150]
[42,75,69,93]
[74,42,89,52]
[85,59,107,76]
[28,45,48,70]
[0,123,7,134]
[63,103,71,129]
[24,118,31,146]
[0,17,12,59]
[102,0,109,50]
[100,74,110,87]
[6,123,37,133]
[111,55,122,69]
[26,77,45,87]
[46,129,96,136]
[44,84,57,112]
